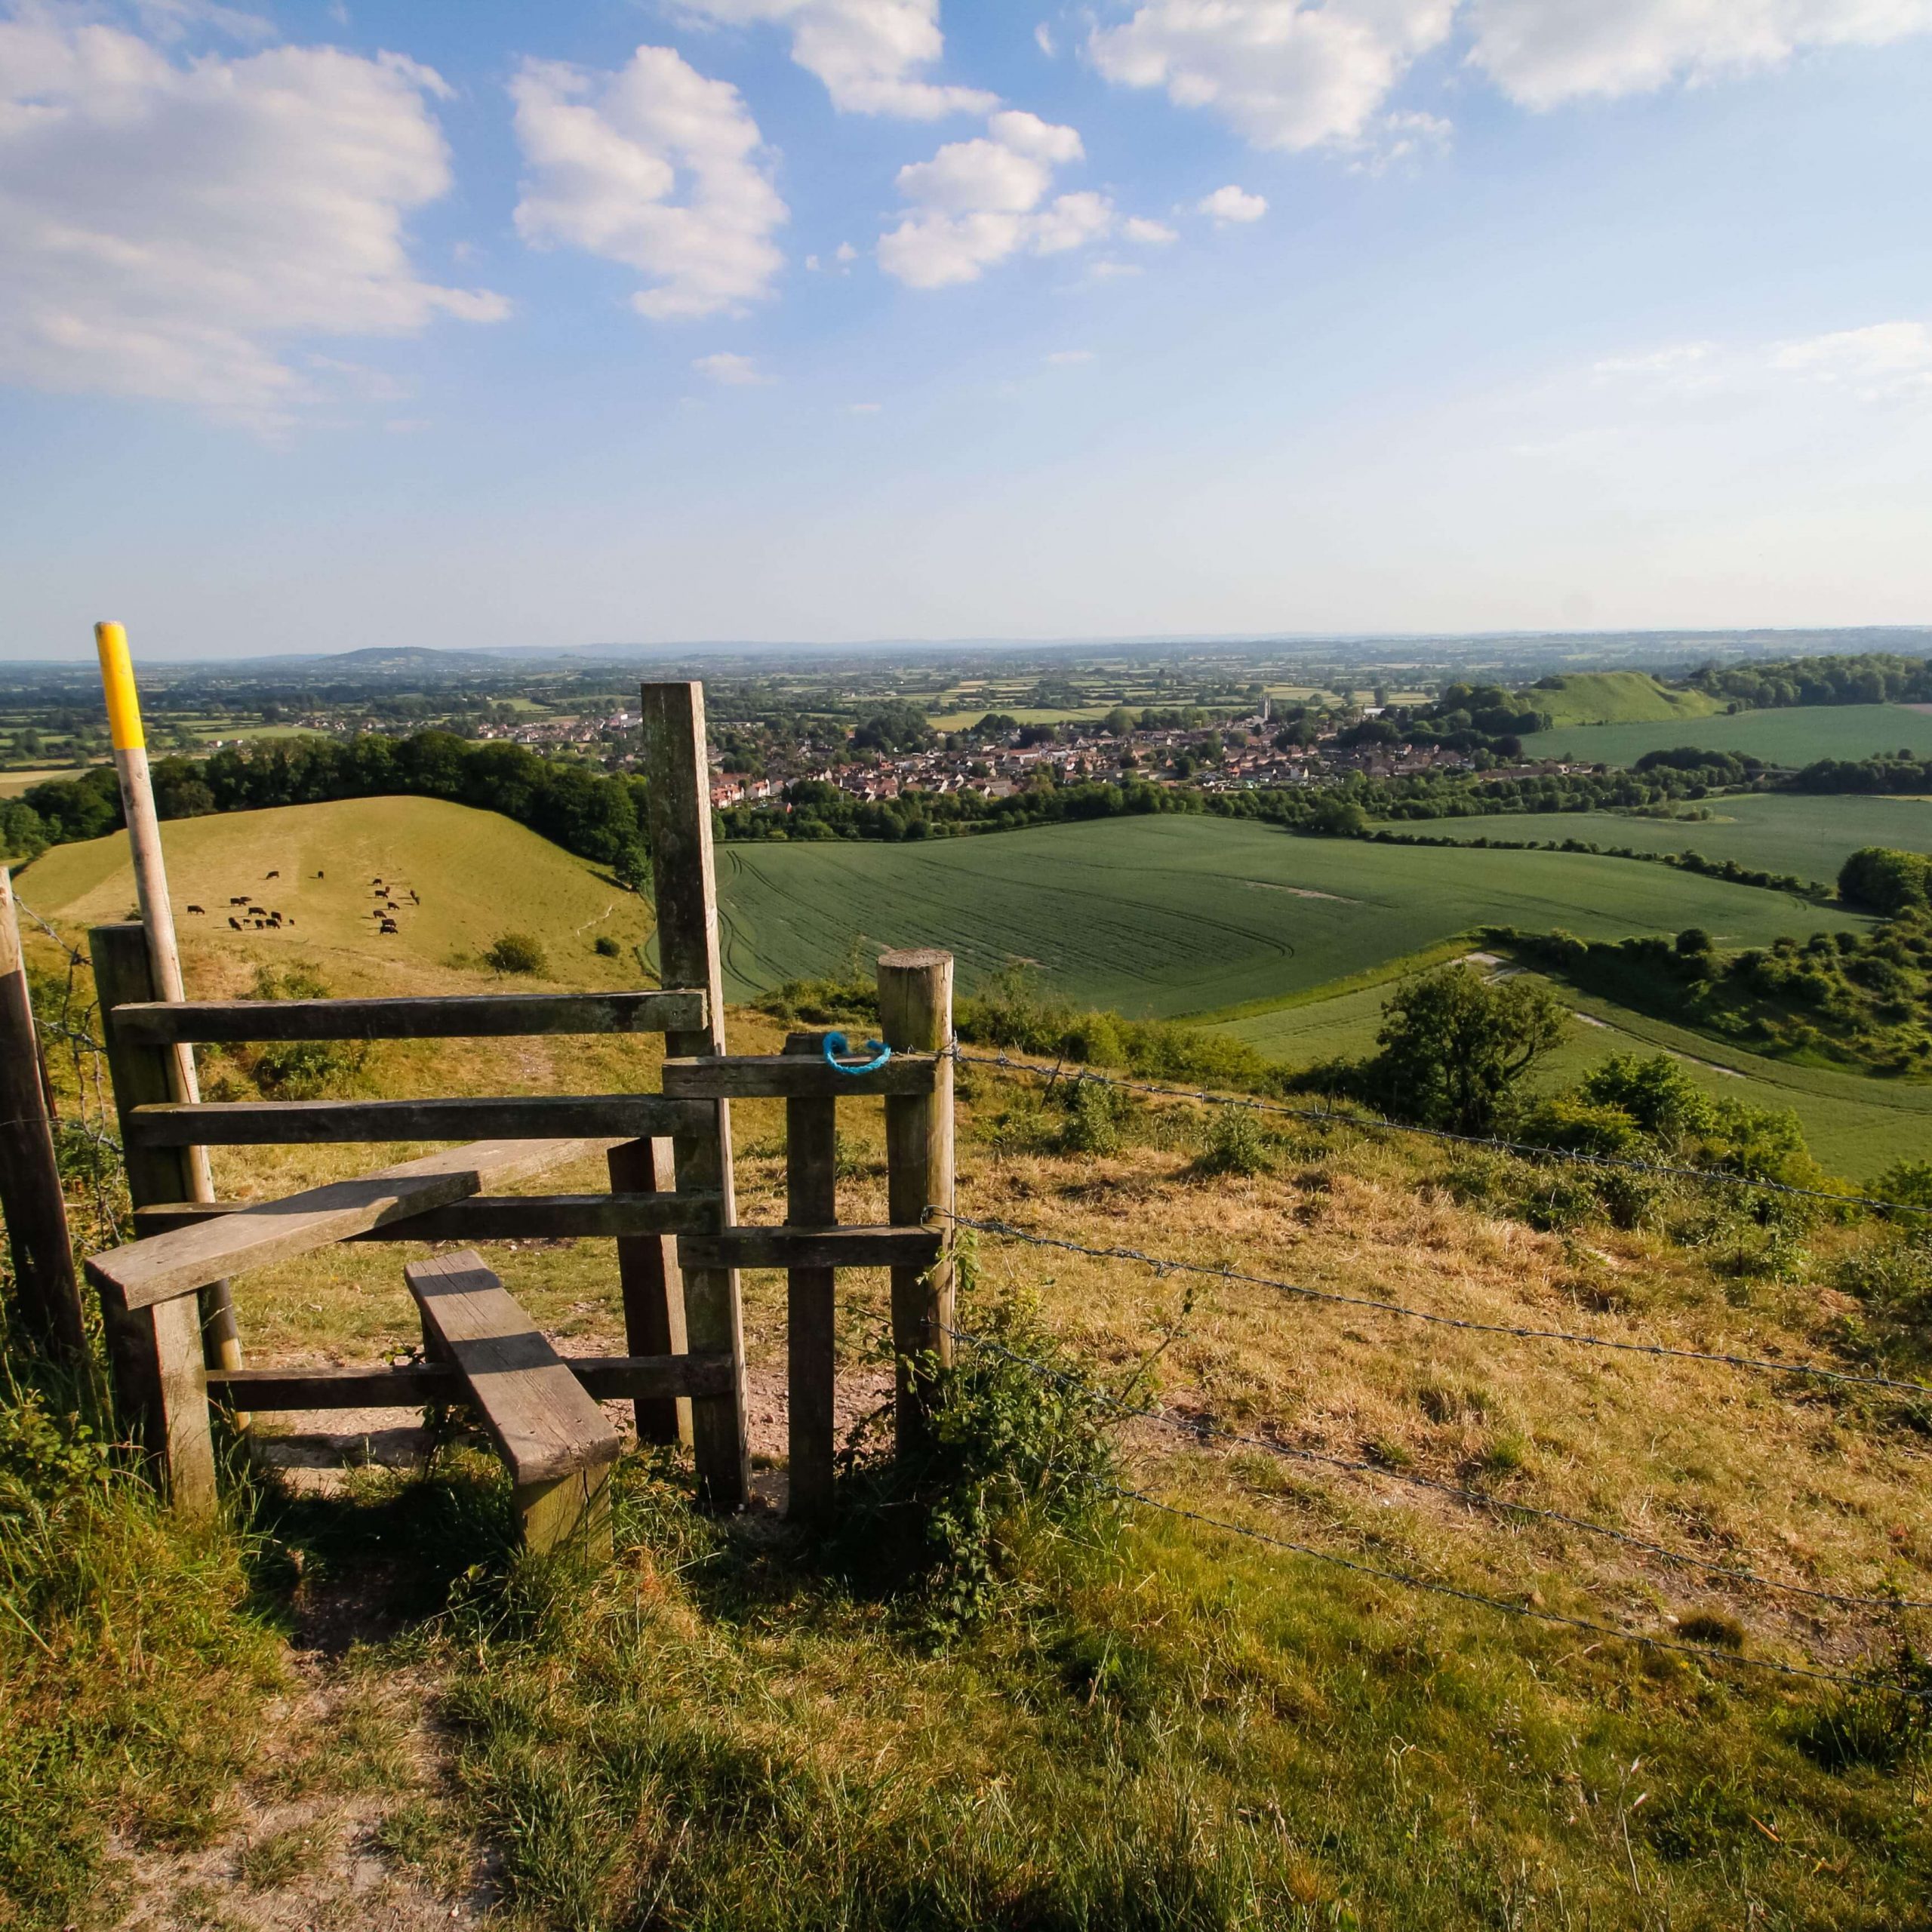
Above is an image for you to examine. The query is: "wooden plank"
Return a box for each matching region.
[90,924,220,1515]
[608,1138,691,1446]
[661,1052,938,1100]
[406,1250,622,1557]
[879,949,956,1457]
[786,1032,838,1524]
[207,1351,735,1411]
[642,680,749,1512]
[109,989,706,1044]
[678,1225,942,1271]
[132,1189,723,1244]
[93,1139,609,1309]
[126,1094,711,1146]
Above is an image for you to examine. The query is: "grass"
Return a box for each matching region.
[1523,703,1932,766]
[1383,792,1932,886]
[9,872,1932,1926]
[710,817,1866,1020]
[1531,671,1728,728]
[14,795,648,984]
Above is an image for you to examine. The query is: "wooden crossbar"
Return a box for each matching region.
[88,1139,608,1310]
[134,1190,724,1244]
[660,1052,939,1099]
[407,1250,623,1556]
[126,1094,712,1146]
[108,989,706,1044]
[208,1351,735,1411]
[678,1224,943,1270]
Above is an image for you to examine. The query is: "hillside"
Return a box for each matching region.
[14,795,648,984]
[1528,669,1727,728]
[1522,703,1932,766]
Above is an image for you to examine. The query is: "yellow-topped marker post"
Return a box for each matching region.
[94,622,242,1377]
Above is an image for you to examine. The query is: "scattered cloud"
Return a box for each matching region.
[0,8,503,429]
[1198,184,1268,223]
[1591,321,1932,405]
[1044,347,1094,363]
[1035,21,1056,56]
[878,109,1115,287]
[675,0,995,117]
[1466,0,1932,109]
[835,240,858,262]
[849,398,883,411]
[1088,0,1456,152]
[693,349,771,383]
[512,45,786,321]
[1122,214,1178,243]
[1086,257,1143,279]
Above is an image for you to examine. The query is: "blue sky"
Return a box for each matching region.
[2,0,1930,660]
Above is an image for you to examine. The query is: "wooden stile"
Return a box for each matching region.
[208,1351,734,1412]
[784,1032,838,1522]
[641,679,750,1511]
[878,949,955,1455]
[109,989,706,1044]
[125,1094,710,1146]
[661,1053,939,1100]
[132,1189,722,1245]
[608,1137,692,1445]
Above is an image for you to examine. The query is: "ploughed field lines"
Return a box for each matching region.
[713,817,1865,1019]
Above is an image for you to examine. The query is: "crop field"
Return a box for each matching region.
[0,764,90,796]
[1383,792,1932,884]
[712,816,1864,1018]
[1521,702,1932,765]
[17,795,649,983]
[1208,968,1930,1179]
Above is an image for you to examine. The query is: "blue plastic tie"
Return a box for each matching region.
[824,1030,893,1075]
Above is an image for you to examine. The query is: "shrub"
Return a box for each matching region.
[1059,1078,1125,1155]
[1579,1054,1715,1143]
[485,931,546,975]
[592,934,621,958]
[1192,1107,1271,1177]
[1518,1094,1642,1158]
[243,964,369,1098]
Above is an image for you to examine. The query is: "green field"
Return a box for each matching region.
[1531,670,1727,728]
[17,796,650,981]
[711,817,1864,1018]
[1522,703,1932,765]
[1382,792,1932,884]
[1208,969,1931,1179]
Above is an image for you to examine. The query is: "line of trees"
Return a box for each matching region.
[1681,651,1932,711]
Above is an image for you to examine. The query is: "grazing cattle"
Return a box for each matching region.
[315,869,325,879]
[229,896,248,906]
[185,905,205,915]
[371,877,383,886]
[229,917,242,931]
[409,890,420,904]
[266,870,279,879]
[378,919,398,934]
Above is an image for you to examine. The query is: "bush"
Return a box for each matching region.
[1192,1107,1271,1177]
[485,931,546,975]
[592,934,620,958]
[242,964,369,1098]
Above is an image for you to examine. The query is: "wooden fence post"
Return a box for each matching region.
[606,1137,691,1446]
[0,869,87,1361]
[783,1032,837,1521]
[88,921,217,1515]
[878,949,954,1457]
[639,681,749,1510]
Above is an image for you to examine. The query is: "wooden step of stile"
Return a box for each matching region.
[405,1250,622,1561]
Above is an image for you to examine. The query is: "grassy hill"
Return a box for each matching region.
[15,795,649,986]
[1522,703,1932,766]
[1528,670,1727,728]
[709,816,1861,1019]
[1377,792,1932,887]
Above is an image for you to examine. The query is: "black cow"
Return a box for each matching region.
[185,905,205,915]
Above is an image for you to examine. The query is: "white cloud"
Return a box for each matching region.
[0,8,504,428]
[1088,0,1456,152]
[1122,214,1178,243]
[512,45,786,321]
[1035,21,1056,55]
[878,109,1115,287]
[693,349,771,383]
[675,0,995,117]
[1198,184,1268,223]
[1466,0,1932,109]
[1770,321,1932,401]
[1591,321,1932,405]
[835,240,858,262]
[1045,347,1094,363]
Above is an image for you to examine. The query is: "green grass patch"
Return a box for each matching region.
[1523,704,1932,767]
[1531,671,1728,728]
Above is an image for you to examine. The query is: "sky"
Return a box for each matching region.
[2,0,1930,661]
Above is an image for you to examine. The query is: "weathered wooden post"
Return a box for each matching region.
[88,921,218,1515]
[878,949,955,1455]
[783,1032,838,1521]
[0,869,87,1361]
[607,1135,691,1446]
[94,621,242,1377]
[639,680,749,1509]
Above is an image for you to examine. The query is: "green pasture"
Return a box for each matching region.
[1531,670,1727,728]
[711,816,1864,1019]
[1522,703,1932,766]
[1207,969,1930,1180]
[1382,792,1932,884]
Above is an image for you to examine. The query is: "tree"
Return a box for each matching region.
[1364,966,1569,1135]
[1839,846,1931,915]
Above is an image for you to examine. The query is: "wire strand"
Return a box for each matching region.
[937,1208,1931,1399]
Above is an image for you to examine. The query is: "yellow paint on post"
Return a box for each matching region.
[95,621,146,752]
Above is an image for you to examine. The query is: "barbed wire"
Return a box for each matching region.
[943,1322,1932,1614]
[935,1208,1932,1399]
[950,1048,1928,1220]
[1100,1478,1929,1703]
